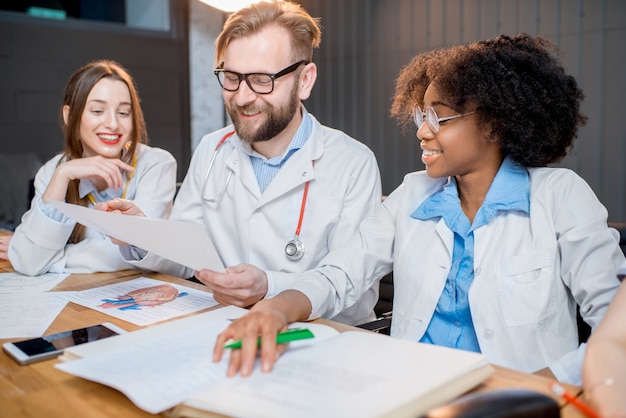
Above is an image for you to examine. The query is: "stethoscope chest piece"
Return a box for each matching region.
[285,239,305,261]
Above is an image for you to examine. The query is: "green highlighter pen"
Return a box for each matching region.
[223,328,314,349]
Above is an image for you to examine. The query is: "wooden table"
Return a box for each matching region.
[0,265,588,417]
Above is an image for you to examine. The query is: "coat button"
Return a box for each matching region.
[475,267,481,276]
[483,329,494,339]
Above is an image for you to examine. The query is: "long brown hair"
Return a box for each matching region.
[61,60,148,243]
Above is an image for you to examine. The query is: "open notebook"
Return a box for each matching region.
[56,305,494,418]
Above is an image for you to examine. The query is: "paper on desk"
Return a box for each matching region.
[0,272,69,293]
[50,200,224,272]
[63,277,219,326]
[0,292,70,338]
[55,316,339,414]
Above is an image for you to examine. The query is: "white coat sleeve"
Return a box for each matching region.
[546,170,624,384]
[274,183,402,320]
[9,148,177,276]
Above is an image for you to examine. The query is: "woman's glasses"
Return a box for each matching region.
[414,106,475,133]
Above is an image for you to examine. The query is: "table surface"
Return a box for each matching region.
[0,243,588,417]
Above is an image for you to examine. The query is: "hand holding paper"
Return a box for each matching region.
[94,198,146,217]
[51,200,224,272]
[92,199,146,246]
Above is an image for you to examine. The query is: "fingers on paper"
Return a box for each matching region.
[100,198,145,216]
[213,312,287,377]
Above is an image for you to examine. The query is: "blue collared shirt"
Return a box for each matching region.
[411,157,530,352]
[249,109,312,193]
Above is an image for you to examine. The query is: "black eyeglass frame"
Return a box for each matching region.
[213,60,309,94]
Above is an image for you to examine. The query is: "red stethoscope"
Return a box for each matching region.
[201,131,311,261]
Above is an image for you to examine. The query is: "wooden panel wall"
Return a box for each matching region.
[298,0,626,222]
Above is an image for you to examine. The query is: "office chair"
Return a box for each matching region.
[608,221,626,256]
[356,272,393,335]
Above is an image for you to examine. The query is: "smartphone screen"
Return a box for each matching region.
[3,323,125,365]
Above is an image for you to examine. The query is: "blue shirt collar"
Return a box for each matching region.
[247,106,312,166]
[411,157,530,227]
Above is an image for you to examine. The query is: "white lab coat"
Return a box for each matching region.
[9,144,177,276]
[126,112,382,325]
[294,167,623,385]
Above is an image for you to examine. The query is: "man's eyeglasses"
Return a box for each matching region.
[214,60,308,95]
[414,106,476,133]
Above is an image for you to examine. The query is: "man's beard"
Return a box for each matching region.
[227,85,299,144]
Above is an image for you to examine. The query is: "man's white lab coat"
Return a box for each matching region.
[126,113,382,325]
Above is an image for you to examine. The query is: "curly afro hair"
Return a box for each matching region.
[390,34,587,167]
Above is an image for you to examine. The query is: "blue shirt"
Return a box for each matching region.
[411,157,530,352]
[249,109,312,193]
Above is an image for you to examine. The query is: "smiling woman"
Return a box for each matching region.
[0,60,178,276]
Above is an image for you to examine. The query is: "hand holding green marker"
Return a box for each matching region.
[223,328,314,349]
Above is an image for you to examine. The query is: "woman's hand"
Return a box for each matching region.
[213,299,289,377]
[94,198,146,246]
[43,156,134,203]
[212,290,313,377]
[94,198,145,216]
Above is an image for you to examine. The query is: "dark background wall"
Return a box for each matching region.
[298,0,626,222]
[1,0,625,228]
[0,0,191,228]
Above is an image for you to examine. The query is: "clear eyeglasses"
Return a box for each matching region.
[214,60,308,95]
[414,106,476,133]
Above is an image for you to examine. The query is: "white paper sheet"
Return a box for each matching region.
[63,277,219,326]
[0,272,69,293]
[0,292,70,338]
[56,316,491,417]
[56,315,339,414]
[50,200,224,272]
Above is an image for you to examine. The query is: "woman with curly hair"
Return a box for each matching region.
[212,34,624,386]
[0,60,177,275]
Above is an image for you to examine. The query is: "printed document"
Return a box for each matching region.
[50,200,223,272]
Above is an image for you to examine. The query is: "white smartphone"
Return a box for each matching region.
[3,322,126,365]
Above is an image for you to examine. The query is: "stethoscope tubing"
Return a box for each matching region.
[201,130,311,261]
[202,131,235,203]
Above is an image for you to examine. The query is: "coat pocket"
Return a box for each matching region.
[496,250,555,326]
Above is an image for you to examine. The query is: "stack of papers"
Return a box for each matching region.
[56,306,494,417]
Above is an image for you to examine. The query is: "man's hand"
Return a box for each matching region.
[195,263,268,307]
[0,234,13,261]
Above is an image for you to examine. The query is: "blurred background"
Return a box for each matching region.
[0,0,624,230]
